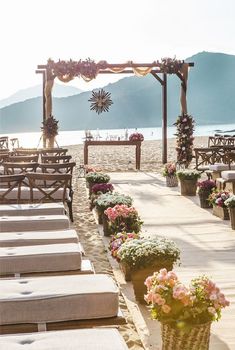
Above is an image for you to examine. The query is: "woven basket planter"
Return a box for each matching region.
[198,191,212,208]
[212,205,230,220]
[229,207,235,229]
[131,262,173,304]
[179,179,197,196]
[161,322,211,350]
[166,175,178,187]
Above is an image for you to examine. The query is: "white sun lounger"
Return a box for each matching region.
[0,215,70,232]
[0,229,78,247]
[0,274,123,333]
[0,328,128,350]
[0,203,65,216]
[0,243,94,277]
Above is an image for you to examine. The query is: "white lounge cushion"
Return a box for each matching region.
[0,328,128,350]
[0,203,65,216]
[0,274,119,324]
[0,187,70,201]
[209,163,229,171]
[209,163,235,171]
[0,229,78,247]
[0,243,82,275]
[221,170,235,180]
[0,215,70,232]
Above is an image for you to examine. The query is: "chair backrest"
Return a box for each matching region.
[0,153,10,164]
[194,147,225,170]
[7,155,39,163]
[13,148,39,156]
[0,174,25,203]
[224,152,235,169]
[3,162,39,175]
[41,155,72,163]
[0,137,9,150]
[40,148,68,156]
[39,162,75,187]
[26,172,71,203]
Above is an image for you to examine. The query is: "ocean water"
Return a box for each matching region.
[1,123,235,149]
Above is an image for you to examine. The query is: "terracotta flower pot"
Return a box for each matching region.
[131,262,173,304]
[119,262,131,282]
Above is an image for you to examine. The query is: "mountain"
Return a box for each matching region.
[0,52,235,133]
[0,83,83,109]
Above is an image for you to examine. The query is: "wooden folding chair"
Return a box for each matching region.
[0,174,25,204]
[26,172,73,221]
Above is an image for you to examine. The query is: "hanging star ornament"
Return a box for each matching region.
[88,89,113,115]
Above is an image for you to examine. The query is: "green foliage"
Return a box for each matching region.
[85,172,110,184]
[95,192,133,213]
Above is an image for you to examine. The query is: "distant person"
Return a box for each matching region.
[125,129,128,140]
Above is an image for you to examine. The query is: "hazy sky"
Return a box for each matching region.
[0,0,234,100]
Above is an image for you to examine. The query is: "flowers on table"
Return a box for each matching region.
[145,269,229,329]
[104,204,143,234]
[208,190,230,208]
[109,232,140,261]
[117,237,180,270]
[129,132,144,141]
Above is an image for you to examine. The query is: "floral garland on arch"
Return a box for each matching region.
[173,114,195,167]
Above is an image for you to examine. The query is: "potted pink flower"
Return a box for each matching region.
[163,162,178,187]
[104,204,143,236]
[145,269,229,350]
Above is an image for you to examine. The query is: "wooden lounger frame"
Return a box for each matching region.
[0,308,125,335]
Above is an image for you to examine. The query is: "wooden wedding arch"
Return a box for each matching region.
[36,58,194,163]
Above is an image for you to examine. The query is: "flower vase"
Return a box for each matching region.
[179,179,197,196]
[228,207,235,229]
[131,262,173,304]
[212,206,230,220]
[161,322,211,350]
[198,191,212,208]
[166,175,178,187]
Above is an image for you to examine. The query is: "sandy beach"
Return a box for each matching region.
[67,136,210,349]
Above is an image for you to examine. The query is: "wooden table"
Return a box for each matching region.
[83,140,142,170]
